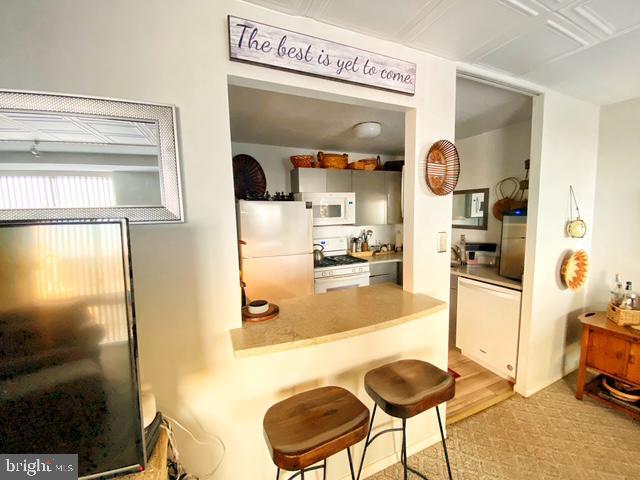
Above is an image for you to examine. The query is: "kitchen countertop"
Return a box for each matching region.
[363,252,403,265]
[451,264,522,291]
[230,283,445,357]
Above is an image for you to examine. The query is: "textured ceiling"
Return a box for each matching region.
[456,77,532,139]
[241,0,640,105]
[229,79,530,151]
[228,85,405,154]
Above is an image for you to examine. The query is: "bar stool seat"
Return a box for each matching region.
[264,386,369,475]
[365,359,455,419]
[357,359,456,480]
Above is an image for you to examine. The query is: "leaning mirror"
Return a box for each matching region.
[452,188,489,230]
[0,90,183,223]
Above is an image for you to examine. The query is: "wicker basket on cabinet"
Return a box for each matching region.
[317,152,348,169]
[607,303,640,326]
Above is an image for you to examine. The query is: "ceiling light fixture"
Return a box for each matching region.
[30,141,41,158]
[353,121,382,139]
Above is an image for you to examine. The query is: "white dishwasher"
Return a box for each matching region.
[456,277,521,381]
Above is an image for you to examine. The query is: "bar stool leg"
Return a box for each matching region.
[402,419,408,480]
[356,404,377,480]
[276,468,280,480]
[347,447,356,480]
[436,406,453,480]
[323,459,327,480]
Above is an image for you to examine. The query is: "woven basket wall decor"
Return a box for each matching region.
[233,154,266,199]
[561,249,590,291]
[425,139,460,195]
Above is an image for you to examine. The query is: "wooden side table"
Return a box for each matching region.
[576,312,640,420]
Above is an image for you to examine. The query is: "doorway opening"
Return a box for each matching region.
[226,81,406,312]
[448,74,534,424]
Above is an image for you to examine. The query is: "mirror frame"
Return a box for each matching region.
[0,89,183,223]
[452,187,489,231]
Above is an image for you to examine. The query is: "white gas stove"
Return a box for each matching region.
[314,237,370,293]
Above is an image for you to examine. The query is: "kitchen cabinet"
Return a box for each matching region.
[291,168,352,193]
[352,170,386,225]
[456,277,521,380]
[369,262,398,285]
[384,171,402,224]
[291,168,326,193]
[291,168,402,225]
[326,169,352,192]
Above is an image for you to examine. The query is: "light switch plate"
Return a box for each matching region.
[437,231,447,253]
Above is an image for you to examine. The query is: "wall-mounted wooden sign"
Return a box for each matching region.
[228,16,416,95]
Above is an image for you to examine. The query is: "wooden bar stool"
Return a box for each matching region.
[263,386,370,479]
[356,359,455,480]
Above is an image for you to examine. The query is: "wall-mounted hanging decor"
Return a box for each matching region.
[561,249,589,291]
[233,154,266,199]
[425,140,460,195]
[228,16,416,95]
[567,185,587,238]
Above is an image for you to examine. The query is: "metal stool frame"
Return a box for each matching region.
[356,404,453,480]
[276,447,357,480]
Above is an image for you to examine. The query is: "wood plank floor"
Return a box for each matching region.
[446,348,514,425]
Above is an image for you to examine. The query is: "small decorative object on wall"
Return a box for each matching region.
[228,16,416,95]
[425,139,460,196]
[492,159,529,221]
[561,249,590,291]
[233,154,266,199]
[567,185,587,238]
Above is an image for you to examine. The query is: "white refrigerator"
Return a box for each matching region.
[237,200,314,302]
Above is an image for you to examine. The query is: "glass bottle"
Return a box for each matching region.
[610,273,624,306]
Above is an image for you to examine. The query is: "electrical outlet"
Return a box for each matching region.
[437,231,447,253]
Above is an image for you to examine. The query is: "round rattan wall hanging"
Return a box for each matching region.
[561,249,590,291]
[233,154,266,199]
[425,139,460,195]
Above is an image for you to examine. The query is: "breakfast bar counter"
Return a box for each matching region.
[230,283,446,358]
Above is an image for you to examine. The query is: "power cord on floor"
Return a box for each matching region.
[162,413,226,480]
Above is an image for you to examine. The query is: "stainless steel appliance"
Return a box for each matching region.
[313,237,370,293]
[237,200,314,302]
[294,192,356,226]
[500,211,527,280]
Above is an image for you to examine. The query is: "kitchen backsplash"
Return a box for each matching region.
[313,224,403,249]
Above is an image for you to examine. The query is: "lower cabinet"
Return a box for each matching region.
[456,277,522,380]
[369,262,401,285]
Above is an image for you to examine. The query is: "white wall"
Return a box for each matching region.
[452,120,531,246]
[516,93,599,397]
[0,2,455,478]
[0,0,605,476]
[588,97,640,310]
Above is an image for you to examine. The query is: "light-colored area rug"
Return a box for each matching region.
[368,374,640,479]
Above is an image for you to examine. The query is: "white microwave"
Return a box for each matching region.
[294,192,356,226]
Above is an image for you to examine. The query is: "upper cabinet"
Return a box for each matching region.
[326,169,352,192]
[352,170,386,226]
[291,168,402,225]
[291,168,327,192]
[385,171,402,225]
